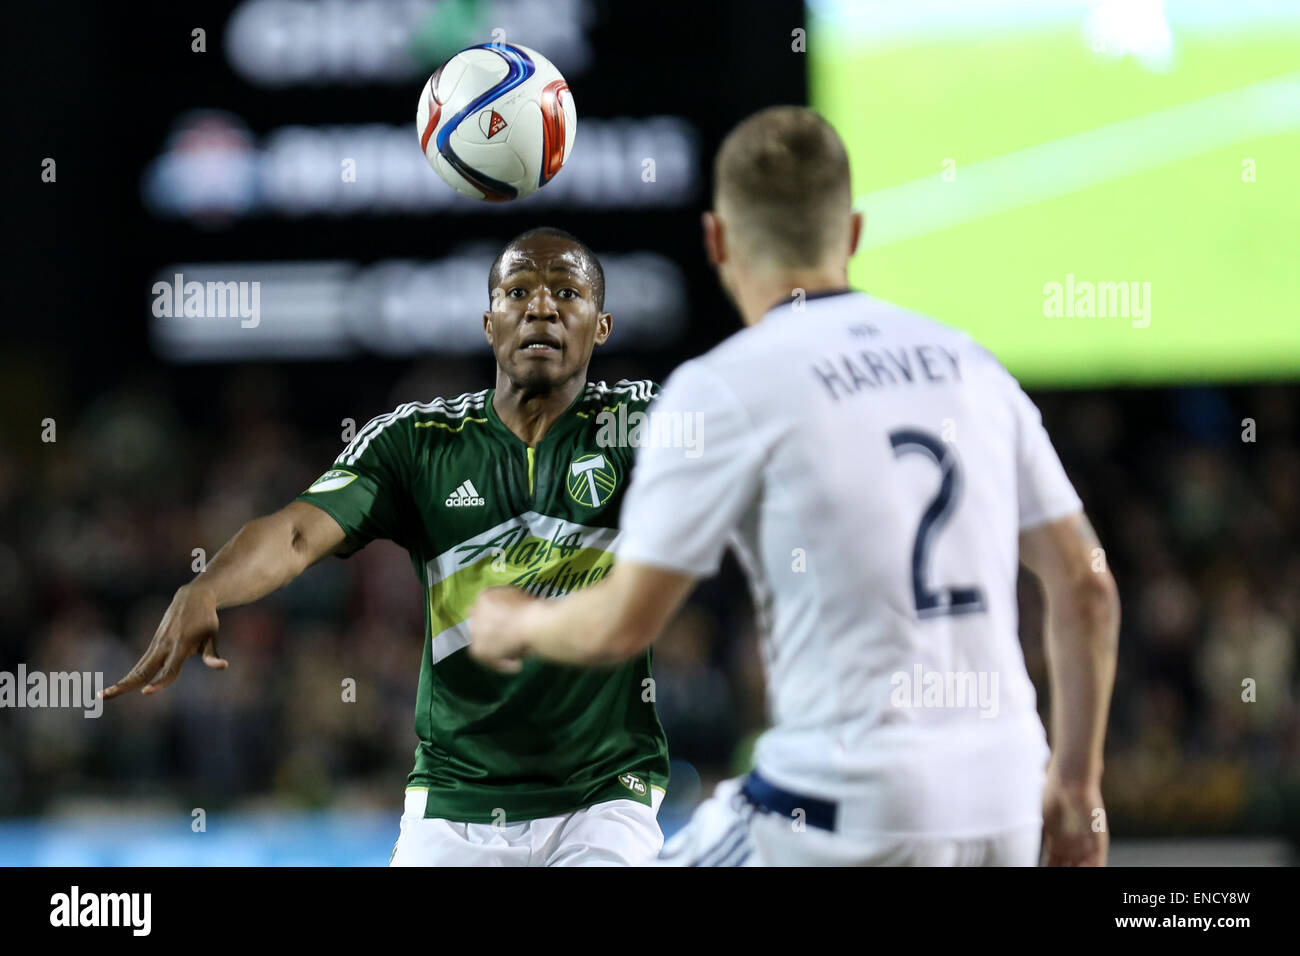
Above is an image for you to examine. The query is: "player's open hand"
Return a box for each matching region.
[1041,769,1107,866]
[102,584,228,699]
[467,586,537,674]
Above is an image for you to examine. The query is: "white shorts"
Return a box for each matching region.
[390,787,665,867]
[660,776,1041,867]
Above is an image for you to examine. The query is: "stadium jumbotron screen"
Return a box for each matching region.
[809,0,1300,386]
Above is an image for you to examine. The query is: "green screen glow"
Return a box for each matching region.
[809,0,1300,386]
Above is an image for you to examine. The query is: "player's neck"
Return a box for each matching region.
[734,268,851,326]
[492,372,585,446]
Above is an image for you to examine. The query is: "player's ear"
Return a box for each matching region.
[593,311,612,346]
[848,210,864,257]
[483,310,494,344]
[702,210,725,268]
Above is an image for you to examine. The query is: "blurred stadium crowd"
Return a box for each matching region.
[1,362,1296,844]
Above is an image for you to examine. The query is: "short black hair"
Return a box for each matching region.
[488,227,605,311]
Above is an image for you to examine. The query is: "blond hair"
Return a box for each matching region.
[714,106,853,269]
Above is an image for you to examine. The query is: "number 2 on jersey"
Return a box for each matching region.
[888,429,986,619]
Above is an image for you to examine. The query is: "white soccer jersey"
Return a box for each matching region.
[618,291,1083,837]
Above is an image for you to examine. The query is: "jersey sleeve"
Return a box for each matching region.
[616,361,763,576]
[607,380,661,478]
[1006,377,1083,531]
[295,412,414,553]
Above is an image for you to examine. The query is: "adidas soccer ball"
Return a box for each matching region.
[416,42,577,202]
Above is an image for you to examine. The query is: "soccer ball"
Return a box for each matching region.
[416,42,577,202]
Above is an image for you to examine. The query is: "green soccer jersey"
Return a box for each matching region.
[296,379,669,823]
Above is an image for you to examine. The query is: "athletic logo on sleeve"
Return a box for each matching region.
[618,772,648,797]
[445,479,486,507]
[306,469,358,493]
[567,454,618,508]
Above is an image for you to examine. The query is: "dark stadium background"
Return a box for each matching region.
[2,0,1297,864]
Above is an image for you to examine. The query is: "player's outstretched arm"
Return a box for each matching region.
[103,501,347,699]
[1020,511,1120,866]
[469,560,697,671]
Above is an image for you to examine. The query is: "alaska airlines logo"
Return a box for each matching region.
[451,521,615,599]
[454,522,585,569]
[566,454,617,508]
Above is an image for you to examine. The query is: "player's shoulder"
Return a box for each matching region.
[869,296,1003,357]
[405,389,492,433]
[672,315,800,401]
[685,291,1012,396]
[339,390,490,462]
[579,378,659,414]
[680,322,768,384]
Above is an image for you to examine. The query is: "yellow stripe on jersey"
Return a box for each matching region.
[414,416,488,433]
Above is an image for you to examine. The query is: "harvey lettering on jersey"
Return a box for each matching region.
[811,343,962,401]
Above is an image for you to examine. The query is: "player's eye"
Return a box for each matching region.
[558,288,578,299]
[507,287,527,299]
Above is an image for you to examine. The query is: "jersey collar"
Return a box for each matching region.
[485,383,589,447]
[765,287,858,315]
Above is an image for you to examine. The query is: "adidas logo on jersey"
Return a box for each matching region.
[445,479,486,508]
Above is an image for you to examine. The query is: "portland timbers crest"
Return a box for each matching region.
[566,453,618,508]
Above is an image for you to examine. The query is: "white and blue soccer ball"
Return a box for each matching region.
[416,42,577,202]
